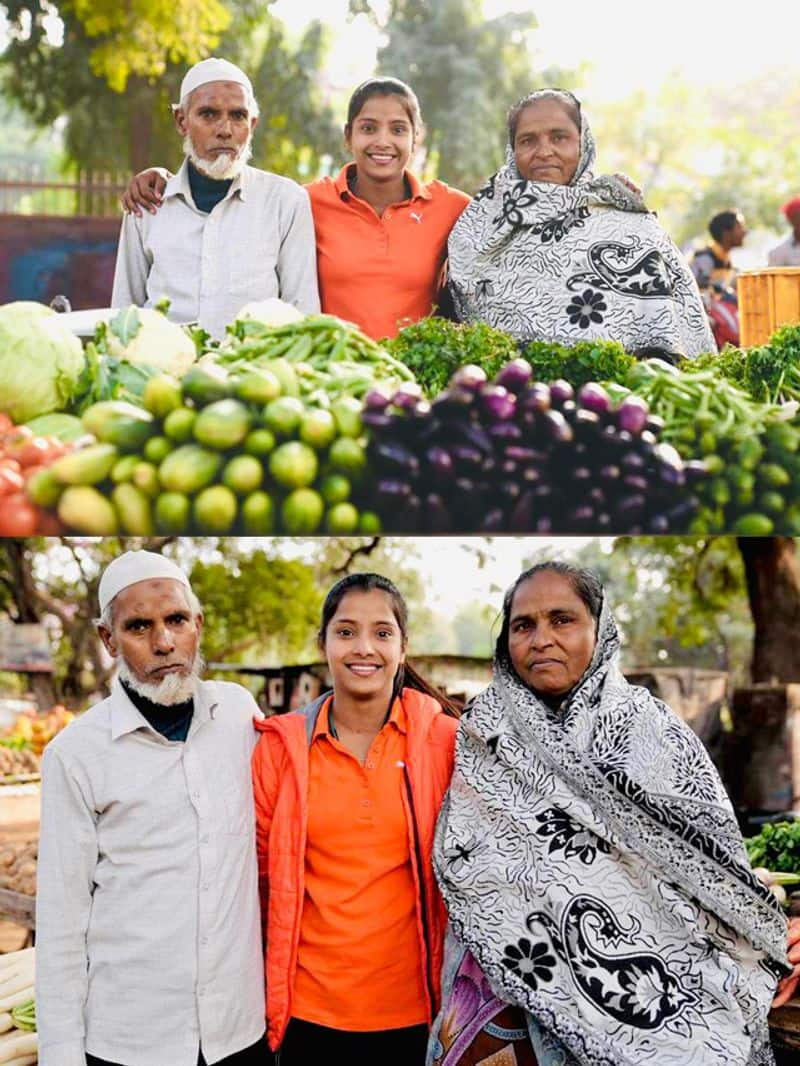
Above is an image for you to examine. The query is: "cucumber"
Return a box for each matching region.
[58,486,119,534]
[110,455,139,483]
[158,444,222,495]
[25,467,63,509]
[193,485,238,534]
[142,374,183,418]
[155,492,192,534]
[51,443,118,485]
[81,401,154,451]
[193,399,252,450]
[112,483,155,535]
[24,412,85,443]
[759,463,791,488]
[232,367,281,405]
[181,362,231,406]
[263,357,299,398]
[163,407,197,442]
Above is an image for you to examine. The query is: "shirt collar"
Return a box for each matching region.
[312,692,407,742]
[709,240,731,265]
[110,675,215,740]
[165,158,247,205]
[334,162,431,203]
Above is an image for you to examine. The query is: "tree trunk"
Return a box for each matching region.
[3,542,57,708]
[738,537,800,683]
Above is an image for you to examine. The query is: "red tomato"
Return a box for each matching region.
[0,492,40,536]
[10,436,52,468]
[0,414,13,435]
[0,466,25,496]
[36,510,65,536]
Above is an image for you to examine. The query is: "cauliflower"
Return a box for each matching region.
[104,306,197,377]
[234,298,306,328]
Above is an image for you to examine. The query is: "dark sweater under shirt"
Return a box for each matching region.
[121,679,194,742]
[188,159,233,214]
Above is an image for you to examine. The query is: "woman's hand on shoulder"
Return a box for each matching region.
[613,172,643,198]
[772,915,800,1008]
[122,167,172,217]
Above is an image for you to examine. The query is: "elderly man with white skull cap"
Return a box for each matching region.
[35,550,271,1066]
[111,57,319,339]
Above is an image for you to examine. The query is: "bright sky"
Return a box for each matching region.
[272,0,797,103]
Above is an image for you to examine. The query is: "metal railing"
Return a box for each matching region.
[0,166,127,217]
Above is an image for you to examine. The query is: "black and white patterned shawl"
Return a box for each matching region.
[448,91,716,358]
[433,597,788,1066]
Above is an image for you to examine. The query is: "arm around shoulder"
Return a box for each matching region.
[111,211,149,309]
[277,184,320,315]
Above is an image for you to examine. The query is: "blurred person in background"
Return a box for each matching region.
[767,197,800,267]
[690,209,747,291]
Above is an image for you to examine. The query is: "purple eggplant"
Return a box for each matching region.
[564,506,596,531]
[622,473,650,494]
[372,441,420,476]
[653,443,686,487]
[577,383,611,417]
[519,465,543,485]
[645,414,666,435]
[615,394,649,436]
[503,445,541,464]
[588,486,607,506]
[647,514,671,534]
[684,459,709,484]
[560,399,578,423]
[613,493,647,527]
[573,409,602,439]
[510,490,537,531]
[363,387,392,411]
[620,450,647,473]
[432,387,475,419]
[425,445,454,479]
[423,493,453,533]
[572,466,593,483]
[500,458,519,478]
[391,382,425,410]
[535,515,553,533]
[599,463,621,482]
[376,478,413,503]
[453,421,494,455]
[498,480,522,503]
[665,497,699,528]
[451,444,485,471]
[548,379,574,406]
[519,382,552,414]
[639,429,658,448]
[450,364,488,392]
[361,410,397,431]
[488,421,523,443]
[480,508,507,532]
[479,385,516,422]
[542,409,574,444]
[493,358,533,394]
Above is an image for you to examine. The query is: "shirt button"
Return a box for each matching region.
[201,937,209,946]
[200,834,209,844]
[360,799,370,808]
[366,762,375,769]
[202,883,210,892]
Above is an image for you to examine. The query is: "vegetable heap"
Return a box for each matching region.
[0,302,84,424]
[0,413,79,536]
[626,359,800,534]
[359,361,703,533]
[0,949,37,1065]
[745,820,800,874]
[682,324,800,406]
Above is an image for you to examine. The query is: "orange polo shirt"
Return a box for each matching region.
[306,164,471,340]
[292,695,428,1031]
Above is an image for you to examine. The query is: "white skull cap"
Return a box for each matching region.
[179,57,254,105]
[98,550,192,615]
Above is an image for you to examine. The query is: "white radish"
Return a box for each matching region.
[0,989,34,1014]
[0,1018,10,1036]
[1,1056,37,1066]
[0,1029,37,1063]
[0,967,35,999]
[771,884,788,904]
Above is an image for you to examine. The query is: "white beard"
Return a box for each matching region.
[183,133,253,181]
[117,649,205,706]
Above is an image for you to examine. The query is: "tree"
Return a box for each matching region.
[349,0,573,192]
[0,1,341,178]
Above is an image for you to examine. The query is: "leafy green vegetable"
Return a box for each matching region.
[69,342,164,415]
[385,319,519,397]
[745,819,800,873]
[682,325,800,405]
[523,338,636,390]
[0,300,85,422]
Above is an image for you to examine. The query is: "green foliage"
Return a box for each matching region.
[188,547,323,663]
[385,318,519,396]
[745,820,800,873]
[682,325,800,405]
[0,1,340,179]
[523,339,636,389]
[349,0,576,192]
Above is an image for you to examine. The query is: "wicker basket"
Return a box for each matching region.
[737,267,800,347]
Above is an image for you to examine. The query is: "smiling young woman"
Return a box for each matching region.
[250,572,460,1066]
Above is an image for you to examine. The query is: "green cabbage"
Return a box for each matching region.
[0,301,85,423]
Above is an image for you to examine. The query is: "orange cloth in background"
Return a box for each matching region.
[306,164,471,340]
[292,696,428,1031]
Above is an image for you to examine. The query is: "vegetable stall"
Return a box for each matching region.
[1,298,800,534]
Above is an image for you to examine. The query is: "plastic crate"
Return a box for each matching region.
[738,267,800,347]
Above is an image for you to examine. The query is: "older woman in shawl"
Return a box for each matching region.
[448,90,715,359]
[429,562,789,1066]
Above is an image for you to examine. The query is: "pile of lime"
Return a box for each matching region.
[26,363,382,535]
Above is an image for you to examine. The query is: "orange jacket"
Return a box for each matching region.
[251,688,457,1050]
